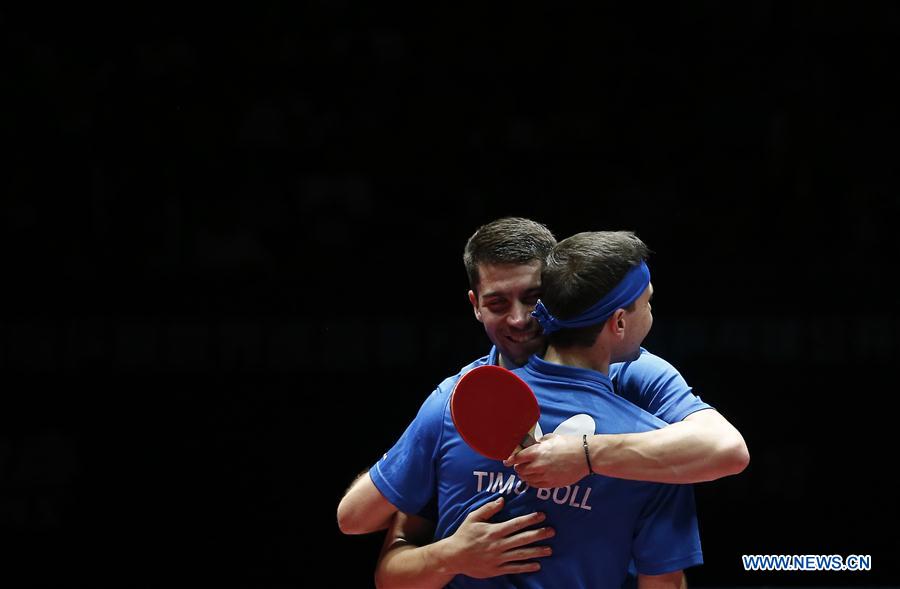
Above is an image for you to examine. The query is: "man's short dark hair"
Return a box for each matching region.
[463,217,557,294]
[541,231,651,348]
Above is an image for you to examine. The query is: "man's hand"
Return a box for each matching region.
[435,496,555,578]
[375,499,555,588]
[504,433,590,489]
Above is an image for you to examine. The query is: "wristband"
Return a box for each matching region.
[583,434,594,475]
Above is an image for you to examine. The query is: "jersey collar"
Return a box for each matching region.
[522,353,614,394]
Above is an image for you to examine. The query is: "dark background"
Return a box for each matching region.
[2,3,898,588]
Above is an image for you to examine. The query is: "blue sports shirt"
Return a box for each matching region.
[371,351,705,588]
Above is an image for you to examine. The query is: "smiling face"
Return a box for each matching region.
[468,260,546,368]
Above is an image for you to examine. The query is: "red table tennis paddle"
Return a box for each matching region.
[450,365,540,460]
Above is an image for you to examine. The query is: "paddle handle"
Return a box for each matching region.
[514,422,538,453]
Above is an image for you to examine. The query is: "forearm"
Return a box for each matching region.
[590,410,749,483]
[337,471,398,534]
[376,499,550,587]
[376,538,457,589]
[637,570,686,589]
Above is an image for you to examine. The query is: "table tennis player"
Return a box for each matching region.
[337,218,748,586]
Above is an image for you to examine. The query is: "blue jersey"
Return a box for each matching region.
[609,348,710,424]
[371,353,704,588]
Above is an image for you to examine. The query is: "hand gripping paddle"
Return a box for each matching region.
[450,365,540,460]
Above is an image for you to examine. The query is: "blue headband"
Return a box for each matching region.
[532,260,651,335]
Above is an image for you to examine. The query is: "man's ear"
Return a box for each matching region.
[468,290,483,322]
[611,309,627,337]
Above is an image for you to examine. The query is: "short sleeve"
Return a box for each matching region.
[632,483,704,575]
[613,349,712,423]
[369,389,447,515]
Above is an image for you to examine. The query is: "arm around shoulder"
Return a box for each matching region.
[337,471,399,535]
[339,386,450,534]
[509,408,749,486]
[594,408,749,484]
[682,408,749,480]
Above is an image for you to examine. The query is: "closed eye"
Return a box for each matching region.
[484,298,508,312]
